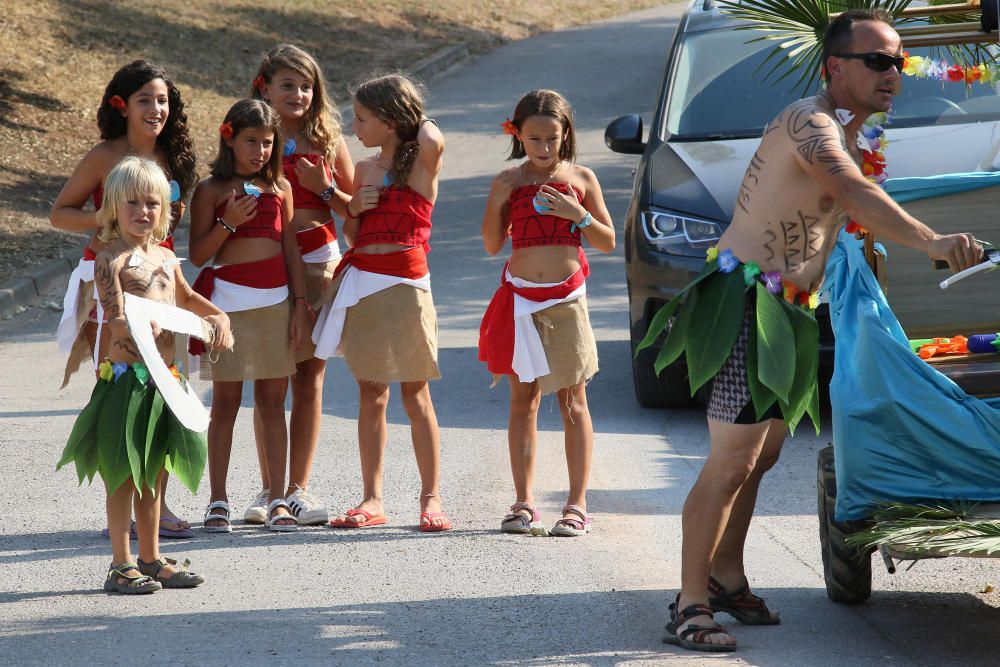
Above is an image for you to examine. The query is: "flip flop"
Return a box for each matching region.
[419,511,453,532]
[158,517,195,539]
[329,508,388,528]
[101,521,138,540]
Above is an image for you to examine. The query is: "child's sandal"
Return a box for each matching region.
[136,556,205,589]
[500,502,547,536]
[267,499,298,532]
[550,505,592,537]
[103,561,161,595]
[203,500,233,533]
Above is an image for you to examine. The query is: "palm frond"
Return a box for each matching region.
[846,500,1000,556]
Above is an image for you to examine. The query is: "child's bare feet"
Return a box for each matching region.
[419,493,452,532]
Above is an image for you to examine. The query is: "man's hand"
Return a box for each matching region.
[927,233,982,273]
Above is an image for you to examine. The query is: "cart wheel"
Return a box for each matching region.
[817,446,873,604]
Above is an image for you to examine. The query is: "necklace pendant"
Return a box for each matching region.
[129,250,144,268]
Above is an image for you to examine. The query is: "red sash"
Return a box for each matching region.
[188,254,288,356]
[478,248,589,376]
[332,246,428,281]
[297,220,338,255]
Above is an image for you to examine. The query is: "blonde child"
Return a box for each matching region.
[50,60,198,538]
[479,90,615,536]
[242,44,356,525]
[312,73,451,531]
[57,156,231,593]
[188,99,310,532]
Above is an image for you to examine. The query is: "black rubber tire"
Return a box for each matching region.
[630,321,696,409]
[817,446,874,605]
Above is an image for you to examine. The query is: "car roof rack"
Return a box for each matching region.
[832,0,998,47]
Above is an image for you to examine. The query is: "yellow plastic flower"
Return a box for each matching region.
[98,360,113,382]
[808,292,820,310]
[706,246,718,263]
[903,55,924,76]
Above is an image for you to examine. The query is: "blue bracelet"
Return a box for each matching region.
[571,212,593,233]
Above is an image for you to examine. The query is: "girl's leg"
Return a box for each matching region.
[254,376,295,526]
[106,479,136,570]
[288,357,327,492]
[206,380,243,527]
[158,474,189,531]
[400,381,446,527]
[334,380,389,523]
[253,407,272,492]
[508,379,542,513]
[557,383,593,515]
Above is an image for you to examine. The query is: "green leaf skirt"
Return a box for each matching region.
[57,366,207,495]
[635,259,820,434]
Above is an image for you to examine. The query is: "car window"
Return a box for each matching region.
[665,27,1000,140]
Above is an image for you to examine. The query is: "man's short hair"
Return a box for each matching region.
[821,9,894,81]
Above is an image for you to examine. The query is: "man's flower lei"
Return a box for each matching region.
[900,51,1000,87]
[706,246,718,263]
[743,260,761,286]
[717,248,739,273]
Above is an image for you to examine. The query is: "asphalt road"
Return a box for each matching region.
[3,4,1000,666]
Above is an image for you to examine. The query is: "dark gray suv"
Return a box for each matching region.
[607,0,1000,407]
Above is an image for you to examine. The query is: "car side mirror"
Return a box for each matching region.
[605,115,645,155]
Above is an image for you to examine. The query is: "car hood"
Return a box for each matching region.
[649,121,1000,223]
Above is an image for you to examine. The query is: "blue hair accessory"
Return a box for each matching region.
[283,138,296,157]
[243,182,263,198]
[383,171,393,188]
[168,180,180,203]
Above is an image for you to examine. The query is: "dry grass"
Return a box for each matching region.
[0,0,662,284]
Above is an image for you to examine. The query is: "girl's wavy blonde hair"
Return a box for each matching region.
[251,44,341,164]
[97,156,172,244]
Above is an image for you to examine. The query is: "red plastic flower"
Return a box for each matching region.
[947,64,965,82]
[783,280,799,304]
[109,95,126,112]
[219,121,234,140]
[965,67,981,84]
[797,290,811,306]
[902,51,910,70]
[501,118,518,136]
[252,74,265,92]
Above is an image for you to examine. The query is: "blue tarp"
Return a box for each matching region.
[824,230,1000,521]
[883,171,1000,204]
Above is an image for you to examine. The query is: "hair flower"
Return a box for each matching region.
[743,260,760,286]
[112,362,128,381]
[501,118,518,136]
[219,121,234,140]
[705,246,718,263]
[252,74,265,92]
[763,271,782,294]
[98,360,113,382]
[717,248,739,274]
[109,95,126,112]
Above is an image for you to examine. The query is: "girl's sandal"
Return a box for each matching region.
[550,505,592,537]
[103,561,162,595]
[500,502,547,536]
[267,499,299,532]
[136,556,205,589]
[707,575,780,625]
[663,594,736,653]
[203,500,233,533]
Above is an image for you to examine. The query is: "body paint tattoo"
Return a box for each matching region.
[786,105,852,176]
[765,210,823,271]
[737,153,765,214]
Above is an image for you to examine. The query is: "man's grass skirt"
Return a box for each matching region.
[57,364,206,495]
[636,257,820,434]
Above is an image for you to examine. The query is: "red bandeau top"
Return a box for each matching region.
[354,186,433,253]
[508,183,584,250]
[282,153,334,212]
[215,192,283,242]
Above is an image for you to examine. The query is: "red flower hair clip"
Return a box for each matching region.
[219,121,234,140]
[109,95,126,112]
[252,74,265,92]
[501,118,518,136]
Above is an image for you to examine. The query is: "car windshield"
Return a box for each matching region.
[665,27,1000,140]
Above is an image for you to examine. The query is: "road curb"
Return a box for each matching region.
[0,42,473,322]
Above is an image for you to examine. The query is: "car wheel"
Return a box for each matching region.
[630,319,697,408]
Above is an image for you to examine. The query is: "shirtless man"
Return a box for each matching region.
[663,9,982,652]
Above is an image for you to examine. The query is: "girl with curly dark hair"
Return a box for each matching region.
[50,59,198,538]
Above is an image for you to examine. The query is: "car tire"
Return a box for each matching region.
[817,445,874,605]
[630,320,697,408]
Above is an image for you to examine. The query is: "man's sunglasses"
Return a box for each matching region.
[834,52,905,72]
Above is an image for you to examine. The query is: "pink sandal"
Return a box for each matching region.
[551,505,592,537]
[500,502,547,536]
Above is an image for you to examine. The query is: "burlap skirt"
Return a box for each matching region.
[340,283,440,384]
[201,300,296,382]
[296,259,340,364]
[499,296,599,396]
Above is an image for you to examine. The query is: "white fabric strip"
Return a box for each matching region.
[507,270,586,384]
[56,257,95,353]
[210,273,289,313]
[300,240,341,264]
[312,265,431,359]
[123,293,211,432]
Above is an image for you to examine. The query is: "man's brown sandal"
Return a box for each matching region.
[663,594,736,652]
[708,575,780,625]
[136,556,205,589]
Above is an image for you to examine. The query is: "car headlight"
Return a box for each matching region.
[640,209,724,256]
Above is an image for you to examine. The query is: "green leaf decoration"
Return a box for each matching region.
[804,380,822,435]
[686,272,748,394]
[59,382,102,481]
[846,501,1000,556]
[777,300,820,433]
[636,260,719,356]
[755,283,796,403]
[746,316,779,420]
[144,391,168,494]
[97,373,135,494]
[124,385,150,497]
[164,411,207,495]
[655,276,700,375]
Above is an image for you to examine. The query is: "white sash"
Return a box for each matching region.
[507,271,586,384]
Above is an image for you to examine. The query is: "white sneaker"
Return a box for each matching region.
[286,488,330,525]
[243,489,269,524]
